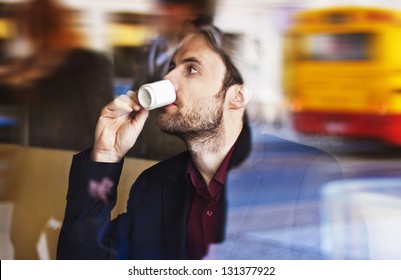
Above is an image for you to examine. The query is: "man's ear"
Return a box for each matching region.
[228,84,251,109]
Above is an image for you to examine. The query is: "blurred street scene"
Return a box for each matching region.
[1,0,401,260]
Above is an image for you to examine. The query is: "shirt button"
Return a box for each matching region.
[206,210,214,217]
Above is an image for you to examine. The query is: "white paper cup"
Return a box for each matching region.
[138,80,176,110]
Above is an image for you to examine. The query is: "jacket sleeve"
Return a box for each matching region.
[57,149,125,259]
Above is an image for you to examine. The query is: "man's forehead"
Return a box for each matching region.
[173,33,215,61]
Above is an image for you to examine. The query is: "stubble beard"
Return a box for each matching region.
[156,92,225,152]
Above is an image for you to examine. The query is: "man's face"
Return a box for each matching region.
[157,33,227,139]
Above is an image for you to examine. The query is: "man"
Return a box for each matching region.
[57,24,343,260]
[128,0,216,160]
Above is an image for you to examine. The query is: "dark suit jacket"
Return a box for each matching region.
[57,124,343,259]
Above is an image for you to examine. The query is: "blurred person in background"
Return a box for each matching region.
[131,0,216,90]
[0,0,114,151]
[127,0,216,160]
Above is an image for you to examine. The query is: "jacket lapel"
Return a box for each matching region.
[161,152,192,259]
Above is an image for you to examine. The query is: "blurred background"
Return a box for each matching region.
[1,0,401,260]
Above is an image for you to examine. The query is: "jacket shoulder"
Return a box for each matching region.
[262,134,333,156]
[140,151,190,178]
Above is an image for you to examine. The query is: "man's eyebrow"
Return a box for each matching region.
[180,57,202,65]
[169,56,203,69]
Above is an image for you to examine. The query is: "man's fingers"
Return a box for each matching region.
[126,90,136,98]
[132,107,149,128]
[126,90,141,111]
[113,92,140,113]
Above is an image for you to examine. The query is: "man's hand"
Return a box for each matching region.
[91,91,149,162]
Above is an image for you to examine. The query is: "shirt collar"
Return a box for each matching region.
[185,140,237,190]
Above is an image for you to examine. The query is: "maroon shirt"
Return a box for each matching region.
[184,145,235,259]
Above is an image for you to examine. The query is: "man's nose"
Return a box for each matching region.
[163,72,178,92]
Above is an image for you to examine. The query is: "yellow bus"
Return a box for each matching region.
[283,6,401,145]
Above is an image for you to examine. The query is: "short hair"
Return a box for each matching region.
[191,24,244,92]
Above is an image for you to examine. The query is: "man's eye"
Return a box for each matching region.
[188,66,198,74]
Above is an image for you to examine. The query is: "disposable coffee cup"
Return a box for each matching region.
[138,80,176,110]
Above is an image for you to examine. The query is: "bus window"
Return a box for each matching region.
[299,33,374,61]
